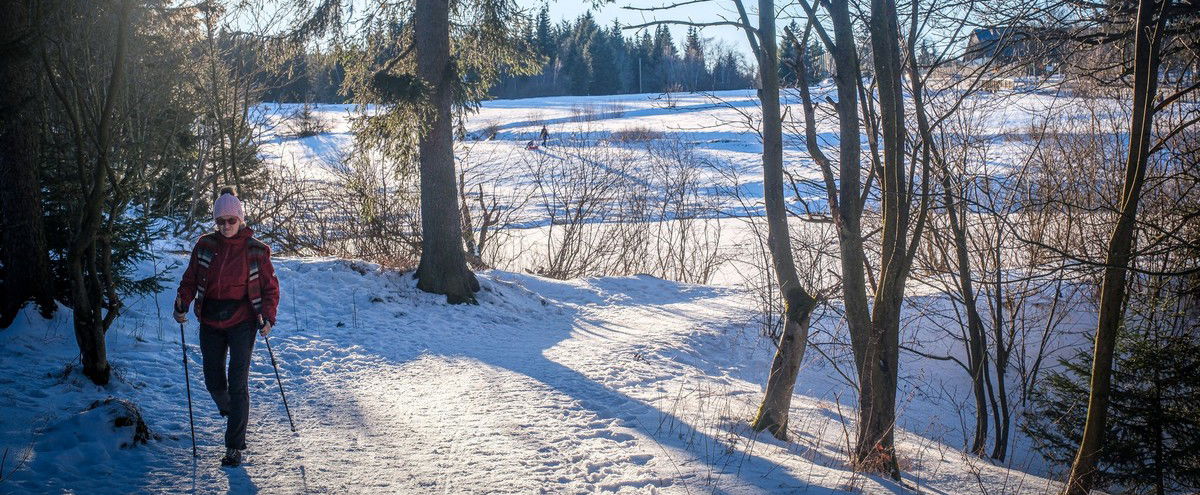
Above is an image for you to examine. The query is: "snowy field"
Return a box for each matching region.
[258,87,1112,288]
[0,89,1101,493]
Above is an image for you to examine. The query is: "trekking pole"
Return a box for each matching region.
[179,322,197,457]
[264,335,296,432]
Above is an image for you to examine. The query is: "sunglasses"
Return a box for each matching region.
[215,217,239,226]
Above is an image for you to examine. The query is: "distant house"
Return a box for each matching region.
[964,28,1011,63]
[962,27,1063,75]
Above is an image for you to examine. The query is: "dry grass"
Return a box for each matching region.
[610,126,665,143]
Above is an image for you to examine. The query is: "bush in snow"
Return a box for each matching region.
[610,126,664,143]
[81,398,151,448]
[521,133,727,283]
[480,122,501,140]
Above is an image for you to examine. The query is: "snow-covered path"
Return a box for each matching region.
[1,257,1059,494]
[195,267,803,493]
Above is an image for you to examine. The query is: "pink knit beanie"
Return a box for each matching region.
[212,186,245,222]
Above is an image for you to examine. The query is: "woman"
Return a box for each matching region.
[174,186,280,467]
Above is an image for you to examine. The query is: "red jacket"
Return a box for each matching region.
[176,227,280,329]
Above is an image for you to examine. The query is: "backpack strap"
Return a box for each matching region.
[193,233,220,311]
[246,238,268,318]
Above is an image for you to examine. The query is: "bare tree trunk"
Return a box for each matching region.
[203,4,233,193]
[747,0,820,435]
[825,0,871,354]
[941,184,990,455]
[898,0,992,456]
[910,57,991,458]
[854,0,913,477]
[810,3,876,437]
[1064,0,1166,491]
[0,0,56,328]
[802,0,888,471]
[413,0,480,304]
[751,284,817,439]
[804,0,935,476]
[990,255,1011,461]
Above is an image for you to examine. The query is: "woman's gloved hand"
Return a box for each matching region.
[173,298,187,323]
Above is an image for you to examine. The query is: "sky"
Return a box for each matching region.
[526,0,759,63]
[526,1,976,67]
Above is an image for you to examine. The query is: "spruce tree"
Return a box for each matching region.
[778,22,801,87]
[0,0,57,327]
[634,32,654,93]
[806,38,827,81]
[652,25,677,91]
[535,5,553,58]
[1024,289,1200,495]
[682,26,705,90]
[302,0,540,302]
[589,31,620,95]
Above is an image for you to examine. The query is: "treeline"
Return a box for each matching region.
[489,10,754,98]
[243,9,758,103]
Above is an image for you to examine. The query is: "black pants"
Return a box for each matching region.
[199,319,257,450]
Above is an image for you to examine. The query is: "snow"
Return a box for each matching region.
[0,89,1092,493]
[1,256,1064,493]
[255,88,1116,290]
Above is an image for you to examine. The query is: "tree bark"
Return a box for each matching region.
[413,0,480,304]
[1064,0,1166,492]
[944,187,990,456]
[826,0,870,348]
[808,0,892,473]
[0,0,56,328]
[853,0,910,477]
[990,256,1011,461]
[736,0,819,439]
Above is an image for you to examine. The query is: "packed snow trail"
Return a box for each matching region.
[0,257,1058,494]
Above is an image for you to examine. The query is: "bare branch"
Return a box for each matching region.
[622,0,718,12]
[1154,79,1200,113]
[622,19,757,34]
[730,0,763,60]
[1149,112,1200,155]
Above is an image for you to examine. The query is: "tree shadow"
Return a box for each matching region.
[483,96,762,134]
[285,273,823,493]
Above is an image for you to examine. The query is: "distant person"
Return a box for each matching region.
[174,186,280,468]
[539,125,550,146]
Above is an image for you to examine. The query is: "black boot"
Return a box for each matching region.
[220,447,243,467]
